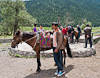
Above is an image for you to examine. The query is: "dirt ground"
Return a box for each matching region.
[0,41,100,78]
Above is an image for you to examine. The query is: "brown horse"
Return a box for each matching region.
[74,31,79,43]
[11,30,72,72]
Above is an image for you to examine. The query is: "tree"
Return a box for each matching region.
[0,0,37,35]
[63,13,74,26]
[80,19,92,30]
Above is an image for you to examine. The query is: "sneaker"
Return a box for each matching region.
[55,70,59,75]
[57,70,65,76]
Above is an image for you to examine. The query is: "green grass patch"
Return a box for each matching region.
[0,27,100,38]
[42,57,46,59]
[21,27,52,32]
[0,35,13,38]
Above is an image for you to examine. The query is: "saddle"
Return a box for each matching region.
[39,32,52,48]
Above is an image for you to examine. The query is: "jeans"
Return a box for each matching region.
[85,38,92,48]
[71,33,74,43]
[78,32,80,38]
[53,47,63,71]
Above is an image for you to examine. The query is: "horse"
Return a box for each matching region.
[73,31,79,43]
[11,30,72,72]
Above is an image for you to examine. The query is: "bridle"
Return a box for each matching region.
[13,32,38,49]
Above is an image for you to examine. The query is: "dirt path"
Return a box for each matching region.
[0,41,100,78]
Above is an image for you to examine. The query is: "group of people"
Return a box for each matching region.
[32,22,92,77]
[61,24,92,48]
[33,23,45,33]
[62,25,81,43]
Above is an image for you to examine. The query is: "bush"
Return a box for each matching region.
[80,20,92,30]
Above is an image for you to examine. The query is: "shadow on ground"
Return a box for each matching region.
[24,65,74,78]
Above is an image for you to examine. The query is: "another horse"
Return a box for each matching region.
[74,31,79,43]
[11,30,72,72]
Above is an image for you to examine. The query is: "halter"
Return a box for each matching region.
[14,32,39,49]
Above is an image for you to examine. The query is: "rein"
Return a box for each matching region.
[15,32,39,49]
[24,35,38,42]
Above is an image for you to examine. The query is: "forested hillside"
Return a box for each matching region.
[0,0,100,27]
[24,0,100,27]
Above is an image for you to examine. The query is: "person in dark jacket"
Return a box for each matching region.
[77,25,81,38]
[83,24,92,48]
[67,26,72,43]
[71,26,74,43]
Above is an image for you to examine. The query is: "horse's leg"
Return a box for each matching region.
[36,51,41,72]
[63,49,66,66]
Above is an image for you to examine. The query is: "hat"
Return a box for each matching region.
[77,25,79,27]
[86,24,89,26]
[52,22,58,26]
[68,26,71,28]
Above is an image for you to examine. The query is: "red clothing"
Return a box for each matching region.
[62,28,66,35]
[66,27,68,32]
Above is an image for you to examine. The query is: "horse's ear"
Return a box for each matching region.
[16,30,21,36]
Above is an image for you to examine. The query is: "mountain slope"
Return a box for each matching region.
[24,0,100,26]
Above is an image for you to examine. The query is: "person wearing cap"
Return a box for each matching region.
[52,22,65,76]
[67,26,72,43]
[83,24,92,48]
[33,23,37,32]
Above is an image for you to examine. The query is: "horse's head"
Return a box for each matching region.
[11,30,22,48]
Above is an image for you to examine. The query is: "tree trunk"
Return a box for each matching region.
[13,2,19,35]
[13,25,17,35]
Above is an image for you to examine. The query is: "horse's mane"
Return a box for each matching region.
[23,32,36,38]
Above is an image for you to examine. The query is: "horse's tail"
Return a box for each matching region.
[66,39,72,58]
[63,49,66,66]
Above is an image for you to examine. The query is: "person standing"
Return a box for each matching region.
[83,24,92,48]
[33,23,37,32]
[71,26,74,43]
[52,22,65,76]
[77,25,81,37]
[77,25,81,42]
[38,25,45,33]
[62,26,66,36]
[66,27,68,35]
[67,26,72,43]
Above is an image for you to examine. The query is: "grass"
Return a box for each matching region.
[0,43,2,46]
[9,52,34,58]
[21,27,52,32]
[0,35,13,38]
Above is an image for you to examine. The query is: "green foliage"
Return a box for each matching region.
[0,0,37,35]
[24,0,100,27]
[20,55,24,58]
[9,52,12,56]
[80,20,92,30]
[80,24,86,30]
[15,54,20,57]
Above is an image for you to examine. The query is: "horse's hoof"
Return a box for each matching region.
[36,69,41,73]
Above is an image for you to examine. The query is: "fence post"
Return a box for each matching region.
[92,32,94,45]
